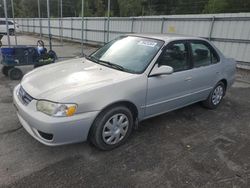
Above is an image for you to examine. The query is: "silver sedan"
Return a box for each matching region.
[13,34,236,150]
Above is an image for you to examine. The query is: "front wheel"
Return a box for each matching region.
[202,81,225,109]
[8,68,23,80]
[1,66,13,76]
[89,106,134,150]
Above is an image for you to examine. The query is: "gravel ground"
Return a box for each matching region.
[0,34,250,188]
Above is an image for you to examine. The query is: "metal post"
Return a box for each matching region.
[33,18,35,33]
[21,19,23,32]
[60,0,63,44]
[38,0,42,38]
[11,0,17,45]
[81,0,85,57]
[107,0,110,42]
[71,18,73,40]
[140,6,144,33]
[103,18,106,44]
[47,0,52,50]
[3,0,10,47]
[209,16,215,41]
[27,18,29,32]
[160,18,165,33]
[85,18,87,42]
[131,17,134,33]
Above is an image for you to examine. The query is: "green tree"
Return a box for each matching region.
[118,0,143,16]
[2,0,250,18]
[203,0,229,13]
[204,0,250,13]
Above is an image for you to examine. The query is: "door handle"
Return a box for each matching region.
[185,77,192,81]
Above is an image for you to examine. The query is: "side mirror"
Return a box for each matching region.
[150,65,174,76]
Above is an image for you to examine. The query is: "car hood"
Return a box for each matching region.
[21,58,135,101]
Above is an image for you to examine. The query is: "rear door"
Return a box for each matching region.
[187,40,221,101]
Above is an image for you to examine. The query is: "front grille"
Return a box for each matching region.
[18,86,33,105]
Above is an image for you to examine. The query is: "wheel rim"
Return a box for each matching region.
[102,113,129,145]
[9,69,22,80]
[212,85,224,105]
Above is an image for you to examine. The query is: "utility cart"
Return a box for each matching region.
[0,35,3,47]
[1,40,57,80]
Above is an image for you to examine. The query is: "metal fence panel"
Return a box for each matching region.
[63,19,71,29]
[72,19,81,29]
[109,19,131,32]
[16,13,250,63]
[87,18,105,31]
[86,30,104,43]
[109,32,122,41]
[142,20,162,33]
[63,28,71,38]
[132,19,143,33]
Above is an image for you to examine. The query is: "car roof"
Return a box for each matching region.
[127,33,207,42]
[0,19,14,22]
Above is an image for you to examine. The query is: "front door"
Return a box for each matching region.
[145,41,193,117]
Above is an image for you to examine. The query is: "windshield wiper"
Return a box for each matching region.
[87,56,125,71]
[98,59,125,71]
[86,56,139,73]
[86,56,98,63]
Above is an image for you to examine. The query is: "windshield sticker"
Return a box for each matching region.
[137,41,157,47]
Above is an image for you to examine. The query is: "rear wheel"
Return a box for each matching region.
[1,66,13,76]
[34,64,42,68]
[202,81,225,109]
[89,106,134,150]
[8,68,23,80]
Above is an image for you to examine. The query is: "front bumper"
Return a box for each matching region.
[13,85,99,146]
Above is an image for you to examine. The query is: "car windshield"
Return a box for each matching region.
[88,36,164,74]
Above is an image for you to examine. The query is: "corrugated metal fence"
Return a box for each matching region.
[16,13,250,63]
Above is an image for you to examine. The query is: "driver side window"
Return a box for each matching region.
[157,41,189,72]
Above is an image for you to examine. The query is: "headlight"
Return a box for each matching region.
[36,100,77,117]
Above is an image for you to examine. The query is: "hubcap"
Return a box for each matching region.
[102,113,129,145]
[212,85,224,105]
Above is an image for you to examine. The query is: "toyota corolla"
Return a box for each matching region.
[13,34,236,150]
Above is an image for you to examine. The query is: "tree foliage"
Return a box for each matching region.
[204,0,250,13]
[0,0,249,18]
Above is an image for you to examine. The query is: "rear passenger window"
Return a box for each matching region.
[190,42,219,68]
[157,42,189,72]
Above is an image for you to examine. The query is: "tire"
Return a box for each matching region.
[48,50,57,62]
[89,106,134,150]
[9,29,15,36]
[1,66,13,76]
[8,68,23,80]
[202,81,225,109]
[34,64,40,68]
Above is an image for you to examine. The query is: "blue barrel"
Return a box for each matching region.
[1,48,15,56]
